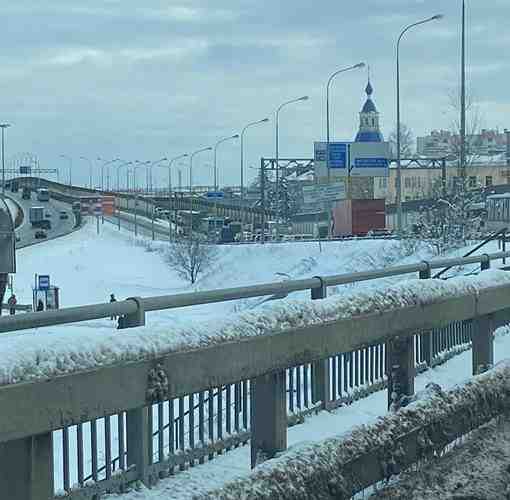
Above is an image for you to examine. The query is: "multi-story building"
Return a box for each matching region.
[417,129,510,158]
[374,155,510,203]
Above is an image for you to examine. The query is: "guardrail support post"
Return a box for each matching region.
[127,406,150,485]
[310,279,331,408]
[250,371,287,468]
[0,432,54,500]
[387,335,415,411]
[118,297,145,329]
[481,254,491,271]
[418,262,433,366]
[472,314,494,375]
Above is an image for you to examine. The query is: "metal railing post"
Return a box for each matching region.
[386,335,415,411]
[250,371,287,468]
[481,254,490,271]
[472,314,494,375]
[310,278,331,408]
[0,432,54,500]
[419,261,433,366]
[117,297,145,329]
[126,407,151,486]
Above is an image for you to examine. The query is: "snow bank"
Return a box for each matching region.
[197,360,510,500]
[5,197,21,227]
[1,270,510,388]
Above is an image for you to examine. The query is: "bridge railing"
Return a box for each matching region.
[1,252,510,499]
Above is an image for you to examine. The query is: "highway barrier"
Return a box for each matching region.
[1,252,510,499]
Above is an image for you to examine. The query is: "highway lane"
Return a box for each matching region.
[8,191,76,249]
[103,211,174,241]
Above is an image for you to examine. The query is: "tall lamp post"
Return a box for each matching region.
[116,161,132,191]
[326,63,365,184]
[97,158,120,191]
[0,124,10,197]
[396,14,443,232]
[214,135,239,192]
[149,157,168,195]
[79,157,94,189]
[241,118,269,198]
[189,147,212,237]
[160,153,188,241]
[275,96,309,237]
[59,154,73,186]
[134,161,151,192]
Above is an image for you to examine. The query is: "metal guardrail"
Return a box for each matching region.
[0,251,506,334]
[0,256,509,499]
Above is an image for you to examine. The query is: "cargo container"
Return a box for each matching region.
[332,199,386,237]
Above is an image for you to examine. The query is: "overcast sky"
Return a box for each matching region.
[2,0,509,188]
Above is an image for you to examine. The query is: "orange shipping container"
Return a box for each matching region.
[102,196,115,216]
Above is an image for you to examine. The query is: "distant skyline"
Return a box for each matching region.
[1,1,509,188]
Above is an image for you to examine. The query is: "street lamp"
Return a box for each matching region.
[189,147,212,237]
[0,124,10,197]
[164,154,188,196]
[97,158,120,191]
[116,161,132,191]
[189,147,212,194]
[149,157,168,194]
[59,154,73,186]
[275,96,309,236]
[134,161,151,192]
[396,14,443,232]
[325,63,365,183]
[214,135,239,192]
[79,157,94,189]
[240,118,269,198]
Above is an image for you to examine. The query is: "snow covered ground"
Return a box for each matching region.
[3,219,509,498]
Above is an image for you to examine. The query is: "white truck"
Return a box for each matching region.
[30,207,51,229]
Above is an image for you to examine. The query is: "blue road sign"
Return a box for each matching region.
[353,157,389,169]
[328,143,348,169]
[206,192,224,199]
[38,275,50,290]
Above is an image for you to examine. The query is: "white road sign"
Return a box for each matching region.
[302,181,346,204]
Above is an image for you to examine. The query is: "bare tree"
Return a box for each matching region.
[388,123,414,158]
[446,88,484,168]
[167,237,218,284]
[410,176,485,256]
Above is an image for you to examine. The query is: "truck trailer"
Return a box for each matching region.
[30,207,51,229]
[332,199,386,237]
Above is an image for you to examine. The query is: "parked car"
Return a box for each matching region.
[44,212,52,218]
[34,229,47,239]
[59,210,69,220]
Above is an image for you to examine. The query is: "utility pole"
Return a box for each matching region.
[460,0,467,183]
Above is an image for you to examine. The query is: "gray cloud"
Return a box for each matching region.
[1,0,508,187]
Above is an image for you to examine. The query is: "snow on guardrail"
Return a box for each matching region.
[1,270,510,387]
[198,359,510,500]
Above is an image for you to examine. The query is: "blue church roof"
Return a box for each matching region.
[361,99,377,113]
[355,130,384,142]
[354,76,383,143]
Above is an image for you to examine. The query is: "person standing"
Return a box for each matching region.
[7,293,16,315]
[36,299,44,312]
[110,293,117,320]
